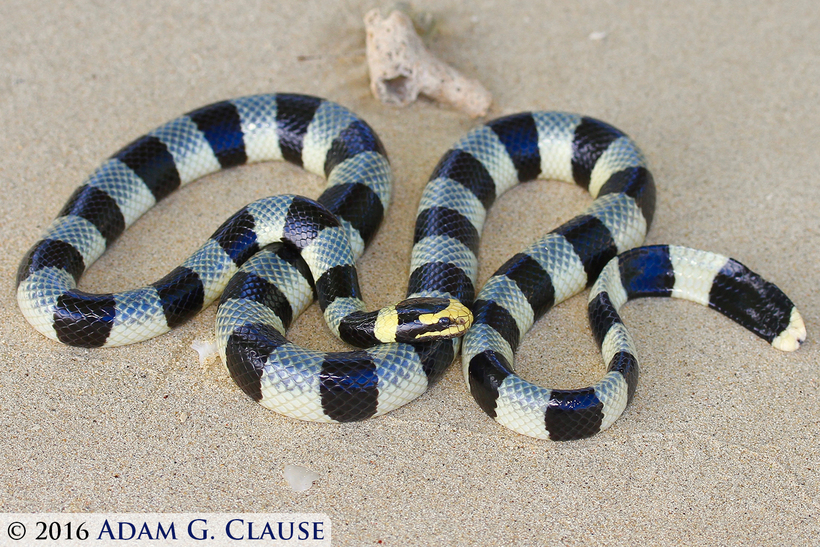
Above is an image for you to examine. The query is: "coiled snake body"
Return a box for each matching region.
[17,94,805,437]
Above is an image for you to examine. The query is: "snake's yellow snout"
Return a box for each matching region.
[374,297,473,344]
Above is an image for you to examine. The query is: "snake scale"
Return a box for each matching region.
[16,93,805,438]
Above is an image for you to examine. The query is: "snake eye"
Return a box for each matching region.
[438,317,450,326]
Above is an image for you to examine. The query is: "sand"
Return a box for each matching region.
[1,1,818,545]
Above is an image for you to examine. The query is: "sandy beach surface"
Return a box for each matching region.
[2,1,818,544]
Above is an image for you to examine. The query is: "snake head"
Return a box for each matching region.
[381,297,473,343]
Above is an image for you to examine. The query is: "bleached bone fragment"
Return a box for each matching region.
[364,9,492,117]
[284,464,320,492]
[191,339,218,367]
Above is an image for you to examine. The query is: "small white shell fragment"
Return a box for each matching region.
[589,31,608,41]
[284,464,321,492]
[190,339,218,366]
[364,9,492,117]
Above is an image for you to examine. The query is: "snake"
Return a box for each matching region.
[16,95,806,435]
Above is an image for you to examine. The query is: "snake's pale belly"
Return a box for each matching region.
[16,94,805,435]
